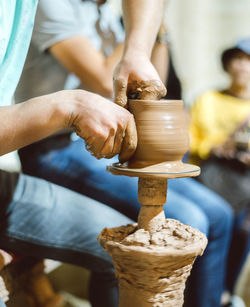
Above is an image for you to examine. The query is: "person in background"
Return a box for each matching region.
[190,38,250,307]
[0,1,166,306]
[15,1,234,307]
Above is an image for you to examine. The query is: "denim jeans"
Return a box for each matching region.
[18,135,234,307]
[226,207,250,292]
[0,174,133,307]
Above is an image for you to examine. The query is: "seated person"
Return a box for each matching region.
[15,1,234,307]
[190,38,250,301]
[0,1,164,307]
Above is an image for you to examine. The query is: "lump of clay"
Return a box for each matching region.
[127,80,166,100]
[98,219,207,307]
[99,219,206,254]
[122,228,151,246]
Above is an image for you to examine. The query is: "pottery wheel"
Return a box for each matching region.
[107,161,200,179]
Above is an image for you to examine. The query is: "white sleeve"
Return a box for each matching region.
[32,0,82,52]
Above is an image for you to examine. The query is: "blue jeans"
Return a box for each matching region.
[18,135,234,307]
[0,174,133,307]
[226,207,250,292]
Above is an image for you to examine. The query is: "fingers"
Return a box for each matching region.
[85,120,127,160]
[85,116,137,162]
[112,125,126,157]
[85,133,106,159]
[127,79,166,100]
[114,78,128,108]
[114,78,167,109]
[100,125,125,158]
[119,116,137,163]
[99,129,116,158]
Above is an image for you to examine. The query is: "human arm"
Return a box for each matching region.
[151,23,169,85]
[32,0,125,98]
[211,118,250,165]
[49,31,169,99]
[0,90,137,162]
[114,0,167,107]
[211,137,250,166]
[49,37,124,98]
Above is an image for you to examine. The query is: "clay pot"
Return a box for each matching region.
[108,99,200,178]
[128,99,189,169]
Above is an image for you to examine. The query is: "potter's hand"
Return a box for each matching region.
[114,52,166,107]
[0,89,134,157]
[70,90,137,162]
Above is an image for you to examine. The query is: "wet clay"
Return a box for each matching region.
[98,219,207,307]
[108,99,200,177]
[127,80,167,101]
[128,99,189,169]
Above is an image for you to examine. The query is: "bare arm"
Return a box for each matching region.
[122,0,164,57]
[0,90,136,161]
[151,20,169,85]
[151,42,169,85]
[0,94,65,155]
[49,36,124,98]
[49,33,168,97]
[114,0,167,107]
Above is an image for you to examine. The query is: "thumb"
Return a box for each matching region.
[114,78,128,108]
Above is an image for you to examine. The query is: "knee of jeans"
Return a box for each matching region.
[187,208,209,236]
[213,200,234,234]
[235,208,250,235]
[166,204,209,236]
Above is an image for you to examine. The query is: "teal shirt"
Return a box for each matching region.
[0,0,38,105]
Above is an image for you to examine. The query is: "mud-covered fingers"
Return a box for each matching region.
[111,123,126,157]
[114,78,128,108]
[151,79,167,99]
[85,133,107,159]
[100,122,126,158]
[128,79,167,100]
[99,127,116,158]
[119,116,137,163]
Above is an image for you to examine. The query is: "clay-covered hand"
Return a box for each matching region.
[236,151,250,165]
[114,52,166,107]
[70,90,137,162]
[211,139,236,159]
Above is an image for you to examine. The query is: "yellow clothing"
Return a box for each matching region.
[190,90,250,159]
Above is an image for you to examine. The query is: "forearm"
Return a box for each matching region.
[0,89,137,161]
[105,43,124,77]
[83,42,124,97]
[151,42,169,84]
[0,92,70,156]
[122,0,165,58]
[50,37,124,98]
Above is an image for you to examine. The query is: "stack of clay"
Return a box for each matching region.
[99,219,207,307]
